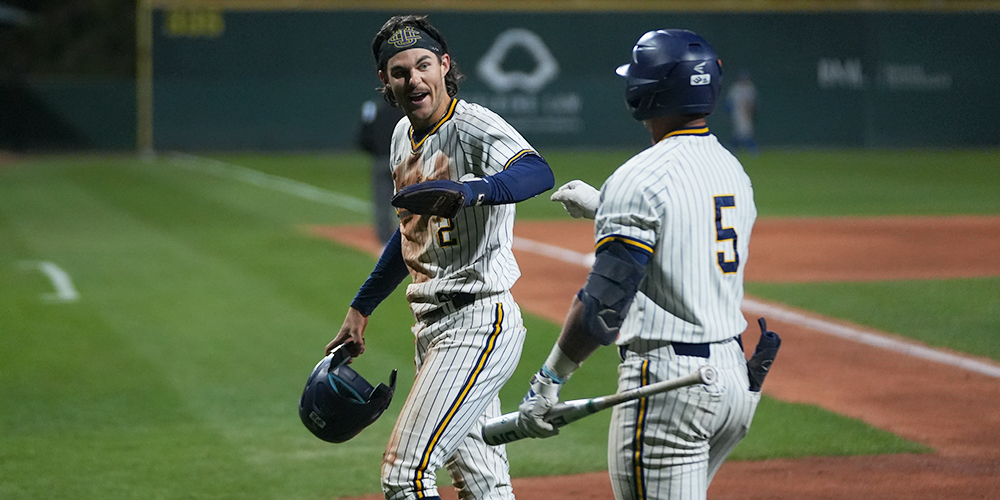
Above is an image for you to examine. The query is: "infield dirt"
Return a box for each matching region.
[314,216,1000,500]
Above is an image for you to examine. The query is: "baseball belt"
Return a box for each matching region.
[619,335,743,360]
[415,292,479,324]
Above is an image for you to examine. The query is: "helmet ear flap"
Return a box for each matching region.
[624,93,645,116]
[298,345,397,443]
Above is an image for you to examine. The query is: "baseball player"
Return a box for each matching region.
[517,30,761,500]
[724,70,758,154]
[326,15,554,500]
[358,99,407,245]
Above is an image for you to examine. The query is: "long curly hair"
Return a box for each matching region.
[371,15,464,107]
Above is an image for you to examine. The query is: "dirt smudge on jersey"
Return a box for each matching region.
[393,151,454,283]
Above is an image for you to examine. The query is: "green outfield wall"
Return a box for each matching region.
[149,9,1000,150]
[8,8,999,151]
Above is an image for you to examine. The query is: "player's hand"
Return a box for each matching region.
[517,369,563,438]
[550,180,599,219]
[326,307,369,357]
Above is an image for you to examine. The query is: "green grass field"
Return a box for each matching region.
[2,148,995,499]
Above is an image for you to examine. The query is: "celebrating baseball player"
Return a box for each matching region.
[326,15,554,500]
[517,30,767,500]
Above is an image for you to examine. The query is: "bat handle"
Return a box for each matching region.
[482,412,526,446]
[482,366,715,446]
[482,400,594,446]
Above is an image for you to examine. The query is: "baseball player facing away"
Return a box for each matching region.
[517,30,760,500]
[327,15,554,500]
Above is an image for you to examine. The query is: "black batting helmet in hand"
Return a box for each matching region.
[299,343,397,443]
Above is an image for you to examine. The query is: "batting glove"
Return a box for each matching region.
[550,180,599,219]
[517,368,563,439]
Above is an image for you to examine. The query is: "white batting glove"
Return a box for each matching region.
[517,368,563,439]
[550,180,599,220]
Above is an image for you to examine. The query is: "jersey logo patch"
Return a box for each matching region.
[388,27,422,48]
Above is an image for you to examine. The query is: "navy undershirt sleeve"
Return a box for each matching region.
[464,153,555,205]
[350,228,409,316]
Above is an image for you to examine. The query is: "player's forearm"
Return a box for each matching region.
[556,296,604,366]
[465,153,554,205]
[350,228,409,316]
[532,297,600,388]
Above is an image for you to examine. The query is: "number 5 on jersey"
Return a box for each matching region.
[714,195,739,274]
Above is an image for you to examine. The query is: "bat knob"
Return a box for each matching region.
[698,365,718,385]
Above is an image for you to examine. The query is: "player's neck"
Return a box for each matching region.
[410,98,454,135]
[409,98,456,147]
[645,115,707,143]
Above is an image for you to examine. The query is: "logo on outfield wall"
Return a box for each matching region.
[477,29,559,93]
[818,58,952,91]
[466,28,582,134]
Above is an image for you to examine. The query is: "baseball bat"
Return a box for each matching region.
[482,365,717,446]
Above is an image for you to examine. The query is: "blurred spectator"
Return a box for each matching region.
[725,70,758,154]
[357,99,405,246]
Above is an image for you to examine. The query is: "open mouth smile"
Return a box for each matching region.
[408,91,429,105]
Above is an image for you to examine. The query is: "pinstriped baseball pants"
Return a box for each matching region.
[382,291,524,500]
[608,338,761,500]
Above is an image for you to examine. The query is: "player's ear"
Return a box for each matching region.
[378,70,388,85]
[440,53,451,75]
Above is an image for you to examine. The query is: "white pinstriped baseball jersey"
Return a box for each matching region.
[598,126,760,500]
[595,126,757,346]
[382,96,536,500]
[389,98,536,319]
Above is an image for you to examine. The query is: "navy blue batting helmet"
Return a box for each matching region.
[299,344,397,443]
[616,29,722,120]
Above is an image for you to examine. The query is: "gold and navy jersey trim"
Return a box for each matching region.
[660,126,710,141]
[596,234,654,255]
[632,359,651,500]
[502,149,535,170]
[409,98,459,152]
[412,303,504,497]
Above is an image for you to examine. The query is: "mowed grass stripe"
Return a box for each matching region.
[0,157,400,498]
[0,161,287,498]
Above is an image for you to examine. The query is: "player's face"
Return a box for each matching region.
[381,49,451,130]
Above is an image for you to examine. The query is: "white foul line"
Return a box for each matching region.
[163,153,1000,379]
[513,237,595,267]
[512,237,1000,380]
[741,298,1000,379]
[20,261,79,303]
[168,152,371,214]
